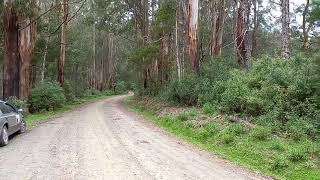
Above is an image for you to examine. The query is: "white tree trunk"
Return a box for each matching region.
[176,9,181,81]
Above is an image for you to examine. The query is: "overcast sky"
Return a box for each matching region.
[262,0,306,29]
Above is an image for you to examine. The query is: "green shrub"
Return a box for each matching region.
[288,145,308,162]
[270,155,289,171]
[226,123,247,135]
[250,126,271,141]
[7,96,28,110]
[115,81,127,94]
[269,140,285,151]
[85,88,101,96]
[286,120,310,141]
[203,123,220,138]
[30,81,66,112]
[160,74,199,105]
[203,103,217,115]
[205,57,318,138]
[196,123,220,142]
[103,90,115,96]
[63,81,76,102]
[198,59,236,106]
[158,56,319,138]
[219,132,235,145]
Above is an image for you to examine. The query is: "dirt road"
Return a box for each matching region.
[0,96,267,180]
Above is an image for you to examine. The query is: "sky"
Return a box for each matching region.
[262,0,306,29]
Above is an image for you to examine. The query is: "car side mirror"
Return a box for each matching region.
[18,109,23,113]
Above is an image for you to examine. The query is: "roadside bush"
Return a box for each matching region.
[198,59,236,106]
[30,81,66,112]
[288,145,308,162]
[202,103,217,116]
[250,126,271,141]
[7,96,28,110]
[103,90,115,96]
[269,140,285,151]
[85,88,101,96]
[204,123,220,136]
[270,155,289,171]
[63,81,76,102]
[218,132,235,145]
[158,56,319,138]
[115,81,127,94]
[160,74,199,105]
[208,57,319,138]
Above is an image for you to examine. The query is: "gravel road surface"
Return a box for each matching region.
[0,96,268,180]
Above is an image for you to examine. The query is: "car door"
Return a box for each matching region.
[0,103,18,135]
[5,103,20,133]
[0,110,5,130]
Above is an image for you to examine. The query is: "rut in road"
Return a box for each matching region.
[0,96,268,180]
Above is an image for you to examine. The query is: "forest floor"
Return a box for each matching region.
[0,95,266,180]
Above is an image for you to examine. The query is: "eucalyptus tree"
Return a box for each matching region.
[281,0,290,59]
[3,0,37,99]
[187,0,200,74]
[236,0,251,69]
[58,0,69,85]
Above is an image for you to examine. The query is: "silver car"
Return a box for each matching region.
[0,101,26,147]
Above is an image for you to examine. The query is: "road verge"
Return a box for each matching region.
[125,96,320,180]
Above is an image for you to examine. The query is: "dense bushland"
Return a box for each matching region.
[28,81,124,113]
[158,56,320,139]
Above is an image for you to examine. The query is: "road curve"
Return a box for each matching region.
[0,96,267,180]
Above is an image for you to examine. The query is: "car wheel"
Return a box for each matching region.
[18,120,26,134]
[0,126,9,147]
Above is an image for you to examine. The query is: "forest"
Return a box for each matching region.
[0,0,319,179]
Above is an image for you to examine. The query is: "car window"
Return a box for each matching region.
[0,103,10,114]
[5,103,16,113]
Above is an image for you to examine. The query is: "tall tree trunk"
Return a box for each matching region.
[58,0,68,85]
[3,0,20,99]
[302,0,310,51]
[236,0,251,69]
[251,0,259,57]
[187,0,200,74]
[3,0,37,100]
[175,7,181,81]
[210,0,227,57]
[281,0,290,59]
[19,17,37,99]
[41,34,50,84]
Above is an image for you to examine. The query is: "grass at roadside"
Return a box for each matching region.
[125,97,320,180]
[26,94,115,128]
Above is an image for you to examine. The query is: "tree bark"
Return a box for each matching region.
[251,0,259,57]
[281,0,290,59]
[3,0,37,100]
[58,0,68,85]
[187,0,200,74]
[41,34,50,84]
[175,7,182,81]
[18,17,37,99]
[236,0,251,69]
[210,0,227,57]
[302,0,310,51]
[3,0,20,99]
